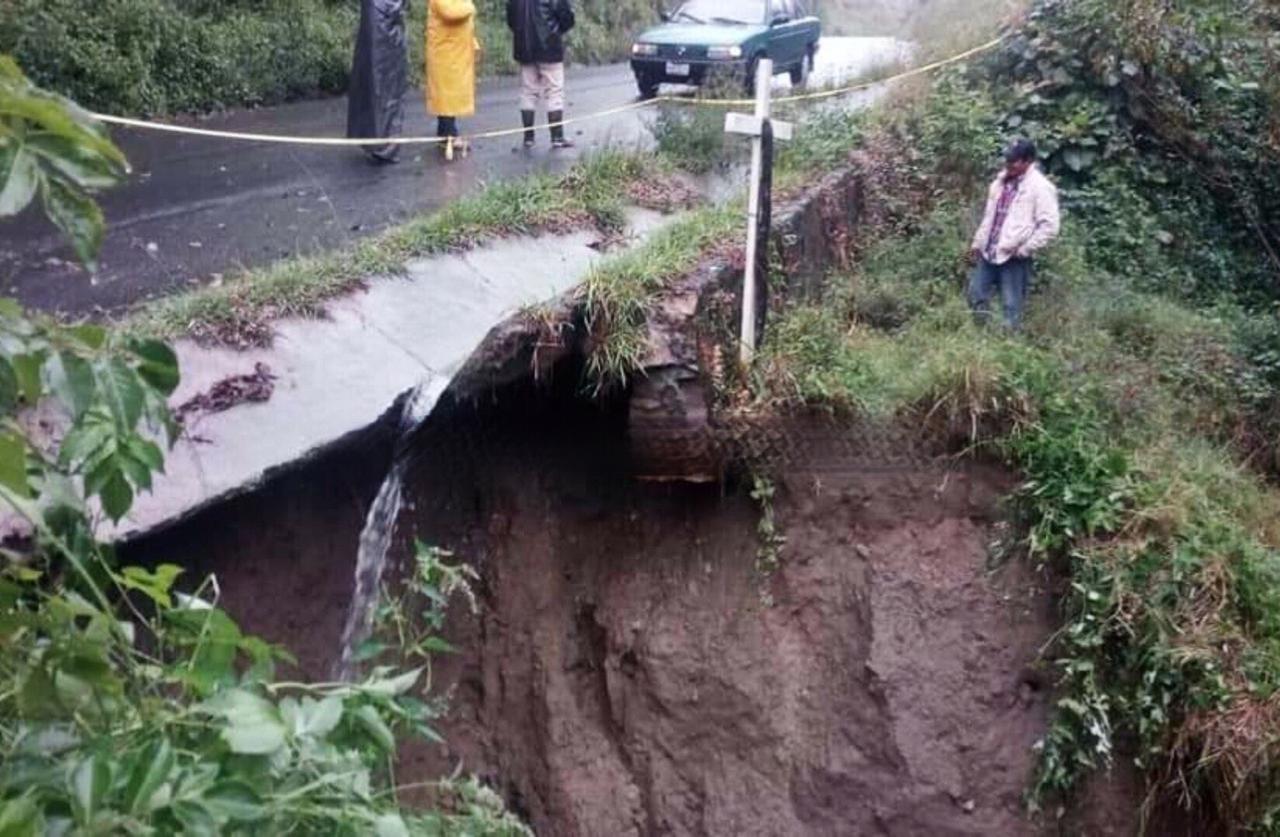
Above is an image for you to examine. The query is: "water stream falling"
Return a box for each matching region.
[335,374,446,681]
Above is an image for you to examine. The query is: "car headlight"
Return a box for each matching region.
[632,43,658,57]
[707,45,743,60]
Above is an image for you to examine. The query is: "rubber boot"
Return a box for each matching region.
[521,110,536,148]
[549,110,574,149]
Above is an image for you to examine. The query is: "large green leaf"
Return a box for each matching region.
[169,608,242,695]
[123,738,175,816]
[203,781,266,823]
[129,340,180,396]
[117,564,183,608]
[0,72,124,164]
[222,715,286,756]
[26,133,123,191]
[0,144,38,216]
[353,705,396,753]
[0,796,40,837]
[171,800,218,837]
[41,176,104,271]
[0,431,29,498]
[116,446,155,492]
[70,755,111,825]
[58,420,112,470]
[11,353,44,404]
[66,324,106,351]
[96,358,144,430]
[204,689,287,755]
[374,813,411,837]
[46,351,95,420]
[16,667,59,719]
[98,468,134,522]
[363,668,422,697]
[125,437,165,473]
[0,356,18,412]
[303,695,344,738]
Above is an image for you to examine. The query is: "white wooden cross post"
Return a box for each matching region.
[725,58,793,366]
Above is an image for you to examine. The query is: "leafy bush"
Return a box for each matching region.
[982,0,1280,301]
[0,0,359,114]
[741,0,1280,822]
[1,0,655,115]
[0,58,526,835]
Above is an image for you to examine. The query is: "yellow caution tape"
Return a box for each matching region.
[89,36,1004,148]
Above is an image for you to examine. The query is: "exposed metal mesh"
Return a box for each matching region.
[714,410,946,474]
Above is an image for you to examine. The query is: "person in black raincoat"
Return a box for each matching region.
[347,0,410,164]
[507,0,576,148]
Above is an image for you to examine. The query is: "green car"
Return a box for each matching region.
[630,0,821,98]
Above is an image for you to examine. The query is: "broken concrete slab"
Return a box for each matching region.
[108,209,666,541]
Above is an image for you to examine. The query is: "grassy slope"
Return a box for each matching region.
[750,27,1280,829]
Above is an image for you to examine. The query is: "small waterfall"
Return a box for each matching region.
[335,375,444,681]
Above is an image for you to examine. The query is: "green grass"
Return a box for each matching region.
[755,201,1280,827]
[2,0,358,115]
[583,204,739,389]
[121,151,659,345]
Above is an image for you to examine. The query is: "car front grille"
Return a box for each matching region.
[657,44,709,60]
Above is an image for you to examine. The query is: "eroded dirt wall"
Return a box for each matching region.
[123,376,1151,835]
[395,394,1064,836]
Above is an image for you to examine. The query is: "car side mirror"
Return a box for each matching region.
[770,13,789,25]
[660,9,671,21]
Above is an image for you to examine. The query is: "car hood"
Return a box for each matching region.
[635,22,767,47]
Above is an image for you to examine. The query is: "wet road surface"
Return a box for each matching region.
[0,39,904,318]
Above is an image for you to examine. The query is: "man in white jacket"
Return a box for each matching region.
[968,139,1061,330]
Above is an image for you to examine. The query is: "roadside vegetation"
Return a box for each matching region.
[583,204,738,387]
[747,0,1280,828]
[0,58,526,834]
[123,151,675,346]
[0,0,655,116]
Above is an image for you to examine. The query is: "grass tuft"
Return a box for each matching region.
[582,205,739,391]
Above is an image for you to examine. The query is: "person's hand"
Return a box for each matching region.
[966,247,982,266]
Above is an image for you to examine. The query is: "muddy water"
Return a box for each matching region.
[335,375,449,681]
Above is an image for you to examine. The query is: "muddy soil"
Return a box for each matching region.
[389,391,1061,836]
[123,376,1150,835]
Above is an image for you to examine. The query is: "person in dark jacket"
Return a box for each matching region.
[506,0,576,148]
[347,0,410,164]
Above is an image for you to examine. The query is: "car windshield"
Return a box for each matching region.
[670,0,765,25]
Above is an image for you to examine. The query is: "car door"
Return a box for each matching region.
[793,0,820,51]
[766,0,805,68]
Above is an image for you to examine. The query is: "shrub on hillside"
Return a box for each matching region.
[0,0,358,114]
[0,0,654,115]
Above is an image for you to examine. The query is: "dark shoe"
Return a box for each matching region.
[521,110,536,148]
[548,111,574,149]
[364,144,400,164]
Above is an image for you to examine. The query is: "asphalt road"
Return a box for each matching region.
[0,39,903,318]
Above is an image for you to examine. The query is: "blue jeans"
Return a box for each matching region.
[968,257,1031,331]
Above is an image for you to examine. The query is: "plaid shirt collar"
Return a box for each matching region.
[986,171,1026,258]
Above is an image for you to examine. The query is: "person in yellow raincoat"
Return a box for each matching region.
[426,0,479,157]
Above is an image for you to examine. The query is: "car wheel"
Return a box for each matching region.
[636,75,660,100]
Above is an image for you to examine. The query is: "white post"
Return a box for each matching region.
[739,58,772,366]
